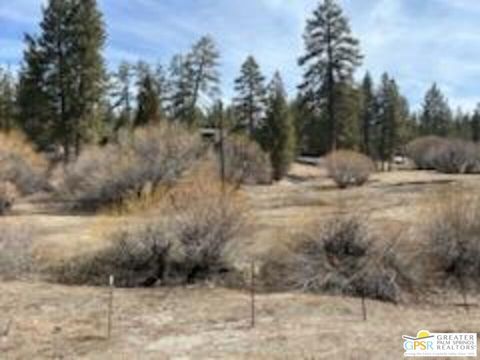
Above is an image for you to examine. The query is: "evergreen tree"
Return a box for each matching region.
[360,72,376,155]
[299,0,362,151]
[452,107,471,140]
[154,63,169,116]
[168,54,194,122]
[258,72,296,180]
[17,35,55,148]
[17,0,106,159]
[0,67,17,132]
[374,74,403,168]
[111,61,134,131]
[333,82,361,150]
[471,105,480,142]
[70,0,107,156]
[420,83,452,137]
[233,56,267,136]
[186,36,221,124]
[135,65,161,127]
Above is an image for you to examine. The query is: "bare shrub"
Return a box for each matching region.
[0,131,49,195]
[432,139,480,174]
[222,135,272,185]
[166,174,249,283]
[0,223,33,280]
[326,150,375,189]
[420,191,480,291]
[48,223,172,287]
[405,136,447,170]
[0,182,17,215]
[49,174,249,287]
[61,123,206,210]
[260,216,408,303]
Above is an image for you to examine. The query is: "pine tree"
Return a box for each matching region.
[168,54,194,122]
[374,73,403,168]
[0,67,17,132]
[70,0,107,156]
[17,35,55,148]
[258,72,296,180]
[420,83,452,137]
[233,56,267,136]
[111,61,134,131]
[360,72,376,155]
[472,105,480,142]
[333,82,361,150]
[17,0,106,159]
[186,36,221,125]
[135,64,161,127]
[299,0,362,151]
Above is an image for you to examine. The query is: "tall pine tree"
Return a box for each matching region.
[299,0,362,151]
[186,36,220,125]
[0,67,17,132]
[420,83,452,137]
[17,0,106,160]
[374,73,404,168]
[233,56,267,136]
[258,72,296,180]
[360,72,376,155]
[471,105,480,143]
[135,64,161,127]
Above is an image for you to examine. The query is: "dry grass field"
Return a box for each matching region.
[2,163,480,359]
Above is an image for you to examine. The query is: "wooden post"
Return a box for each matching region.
[251,260,256,329]
[460,279,470,314]
[361,293,367,321]
[107,275,115,339]
[218,102,226,194]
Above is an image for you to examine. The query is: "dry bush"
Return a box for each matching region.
[222,135,272,185]
[326,150,375,189]
[260,216,409,303]
[419,190,480,291]
[407,136,480,174]
[166,172,249,283]
[61,123,206,210]
[48,223,172,287]
[0,182,17,215]
[0,223,33,280]
[406,136,447,170]
[49,174,249,287]
[432,139,480,174]
[0,131,49,195]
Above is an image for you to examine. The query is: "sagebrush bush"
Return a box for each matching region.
[260,216,409,303]
[420,191,480,290]
[49,223,172,287]
[432,139,480,174]
[0,131,49,195]
[167,174,249,283]
[406,136,447,170]
[0,182,17,215]
[49,176,249,287]
[0,223,33,280]
[326,150,375,189]
[222,135,272,185]
[61,123,206,210]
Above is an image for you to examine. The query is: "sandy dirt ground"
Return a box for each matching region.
[1,164,480,359]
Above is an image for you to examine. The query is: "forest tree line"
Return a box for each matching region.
[0,0,479,178]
